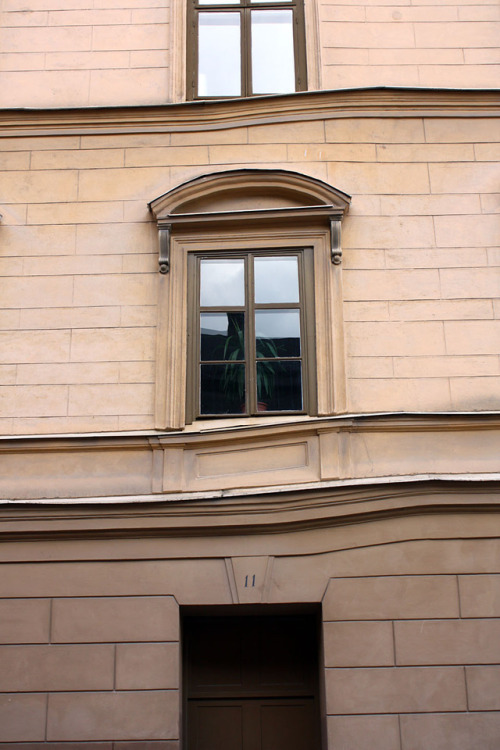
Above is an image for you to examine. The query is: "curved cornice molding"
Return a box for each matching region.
[0,479,499,544]
[149,169,351,218]
[1,87,499,137]
[148,169,351,270]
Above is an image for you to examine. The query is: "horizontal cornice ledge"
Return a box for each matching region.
[1,412,499,453]
[1,87,499,137]
[0,478,499,544]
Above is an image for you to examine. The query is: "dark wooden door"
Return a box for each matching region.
[184,615,320,750]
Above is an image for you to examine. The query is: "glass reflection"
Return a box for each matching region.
[200,312,245,361]
[255,310,300,358]
[254,256,299,303]
[198,13,241,97]
[251,10,295,94]
[256,360,302,411]
[200,258,245,307]
[200,363,245,414]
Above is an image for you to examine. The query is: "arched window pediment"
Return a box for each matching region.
[149,169,351,272]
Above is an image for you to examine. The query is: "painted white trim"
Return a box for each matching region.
[2,473,499,505]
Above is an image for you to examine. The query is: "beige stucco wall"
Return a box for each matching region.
[1,111,498,435]
[0,0,498,108]
[0,0,172,108]
[317,0,500,90]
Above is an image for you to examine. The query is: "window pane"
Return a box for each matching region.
[256,360,302,411]
[201,312,245,361]
[255,310,300,358]
[254,256,299,303]
[251,10,295,94]
[199,0,237,4]
[198,13,241,97]
[200,259,245,307]
[200,363,246,414]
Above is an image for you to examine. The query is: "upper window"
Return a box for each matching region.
[187,0,307,99]
[187,248,316,419]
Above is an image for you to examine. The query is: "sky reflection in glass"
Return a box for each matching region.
[200,259,245,307]
[251,10,295,94]
[254,256,299,303]
[198,13,241,96]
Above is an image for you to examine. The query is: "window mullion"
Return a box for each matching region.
[247,254,256,414]
[242,7,251,97]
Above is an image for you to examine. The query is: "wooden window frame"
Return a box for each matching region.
[186,0,307,99]
[149,169,350,430]
[187,247,317,421]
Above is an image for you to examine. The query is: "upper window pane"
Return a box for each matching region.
[200,259,245,306]
[254,256,299,303]
[198,13,241,97]
[189,0,306,98]
[251,10,295,95]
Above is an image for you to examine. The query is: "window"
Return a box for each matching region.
[187,0,307,99]
[149,169,350,430]
[187,249,316,419]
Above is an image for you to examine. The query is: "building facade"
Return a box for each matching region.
[0,0,499,746]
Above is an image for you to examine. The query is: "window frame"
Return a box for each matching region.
[186,0,307,99]
[187,247,317,422]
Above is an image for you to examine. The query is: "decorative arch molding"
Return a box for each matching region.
[149,169,351,272]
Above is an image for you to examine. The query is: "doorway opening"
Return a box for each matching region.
[182,606,322,749]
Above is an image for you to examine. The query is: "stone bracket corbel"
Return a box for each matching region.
[330,217,342,265]
[158,224,171,274]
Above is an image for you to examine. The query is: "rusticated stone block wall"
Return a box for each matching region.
[324,574,500,749]
[0,534,499,746]
[0,596,180,744]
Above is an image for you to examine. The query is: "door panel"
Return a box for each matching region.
[189,699,317,750]
[260,701,318,750]
[191,703,244,750]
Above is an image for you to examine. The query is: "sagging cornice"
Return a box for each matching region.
[0,479,499,545]
[1,87,499,137]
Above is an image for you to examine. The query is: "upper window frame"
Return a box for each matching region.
[186,0,307,100]
[149,169,351,430]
